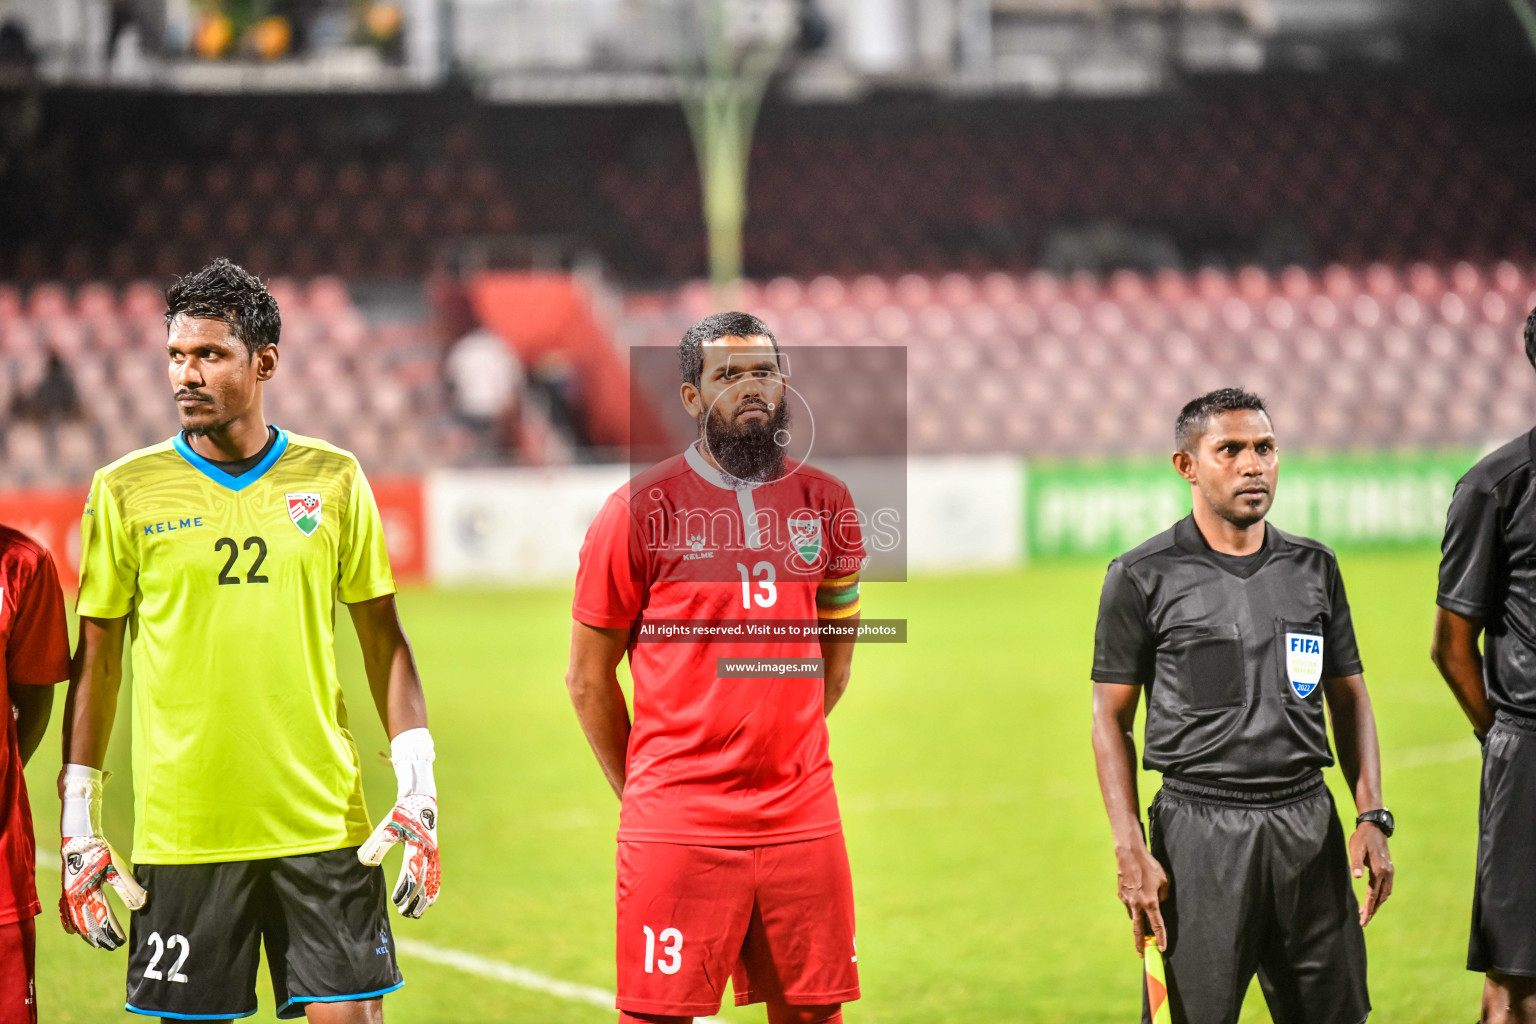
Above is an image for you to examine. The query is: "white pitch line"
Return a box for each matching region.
[394,938,616,1011]
[394,940,726,1023]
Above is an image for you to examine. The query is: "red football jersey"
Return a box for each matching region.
[573,444,866,845]
[0,526,70,926]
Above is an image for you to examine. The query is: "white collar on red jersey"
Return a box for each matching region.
[684,441,767,547]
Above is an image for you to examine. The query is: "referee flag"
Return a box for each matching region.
[1144,935,1171,1023]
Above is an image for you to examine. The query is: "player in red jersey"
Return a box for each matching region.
[0,526,71,1024]
[567,312,865,1024]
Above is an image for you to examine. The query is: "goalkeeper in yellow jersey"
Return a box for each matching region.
[61,258,440,1023]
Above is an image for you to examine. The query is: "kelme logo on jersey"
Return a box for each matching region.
[788,514,822,565]
[1285,632,1323,699]
[286,493,322,537]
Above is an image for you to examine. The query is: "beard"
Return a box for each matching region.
[702,398,792,483]
[180,409,239,437]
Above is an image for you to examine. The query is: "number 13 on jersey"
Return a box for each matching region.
[736,561,777,609]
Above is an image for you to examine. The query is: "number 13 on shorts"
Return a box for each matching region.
[642,925,683,975]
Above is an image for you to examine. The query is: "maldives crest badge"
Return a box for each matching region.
[287,493,322,537]
[788,514,822,566]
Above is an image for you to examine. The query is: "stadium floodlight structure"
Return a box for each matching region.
[667,0,798,301]
[1510,0,1536,52]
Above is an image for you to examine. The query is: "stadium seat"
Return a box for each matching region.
[620,258,1536,458]
[8,252,1535,479]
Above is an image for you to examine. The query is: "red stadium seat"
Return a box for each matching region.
[849,275,888,309]
[0,321,38,356]
[806,276,846,310]
[74,283,116,320]
[265,278,304,314]
[26,284,69,320]
[89,317,130,353]
[0,286,22,322]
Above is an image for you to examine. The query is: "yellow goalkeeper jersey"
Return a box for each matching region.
[76,429,396,864]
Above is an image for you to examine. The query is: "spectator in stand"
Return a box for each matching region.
[428,269,478,346]
[529,352,591,450]
[12,352,79,425]
[0,20,36,70]
[445,327,523,457]
[272,0,325,54]
[107,1,144,60]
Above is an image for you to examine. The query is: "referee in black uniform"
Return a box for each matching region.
[1432,308,1536,1024]
[1091,388,1394,1024]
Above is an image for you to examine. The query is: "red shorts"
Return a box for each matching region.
[615,833,860,1017]
[0,917,36,1024]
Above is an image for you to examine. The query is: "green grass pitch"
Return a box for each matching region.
[25,549,1484,1021]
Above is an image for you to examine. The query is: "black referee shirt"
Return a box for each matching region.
[1438,428,1536,716]
[1093,515,1364,786]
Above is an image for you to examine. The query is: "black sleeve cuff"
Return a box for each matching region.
[1436,594,1486,618]
[1091,671,1145,686]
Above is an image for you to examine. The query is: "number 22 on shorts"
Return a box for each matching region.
[144,931,191,983]
[642,925,683,975]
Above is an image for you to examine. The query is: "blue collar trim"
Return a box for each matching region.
[173,427,288,492]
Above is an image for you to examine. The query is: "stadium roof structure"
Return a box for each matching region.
[2,0,1522,101]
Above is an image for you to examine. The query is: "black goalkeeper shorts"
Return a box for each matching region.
[125,846,402,1020]
[1469,711,1536,978]
[1145,773,1370,1024]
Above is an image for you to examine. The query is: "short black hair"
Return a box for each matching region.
[678,311,779,388]
[1524,303,1536,371]
[1175,387,1271,452]
[164,258,281,355]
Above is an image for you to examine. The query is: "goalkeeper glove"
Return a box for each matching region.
[359,727,440,918]
[58,764,147,950]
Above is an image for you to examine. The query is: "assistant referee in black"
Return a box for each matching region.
[1432,308,1536,1024]
[1090,388,1394,1024]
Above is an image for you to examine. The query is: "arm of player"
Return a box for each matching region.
[349,594,439,919]
[8,548,68,766]
[11,681,53,766]
[63,616,124,771]
[1091,681,1168,957]
[58,615,146,950]
[566,621,632,800]
[1430,608,1495,739]
[351,593,430,737]
[820,620,857,718]
[1323,673,1394,926]
[818,571,860,717]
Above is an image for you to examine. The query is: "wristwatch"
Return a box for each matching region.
[1356,808,1395,837]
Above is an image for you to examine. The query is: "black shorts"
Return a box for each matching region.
[1470,712,1536,977]
[1146,773,1370,1024]
[125,846,402,1020]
